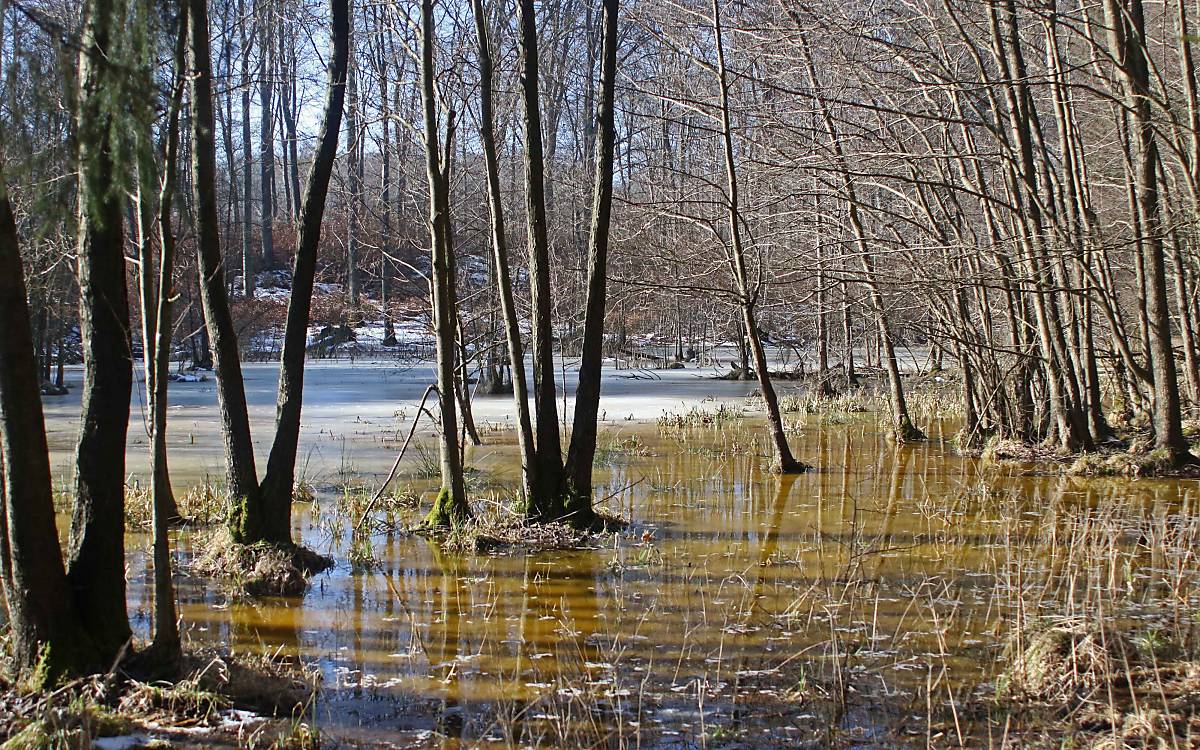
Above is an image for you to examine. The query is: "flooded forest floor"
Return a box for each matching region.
[4,363,1200,749]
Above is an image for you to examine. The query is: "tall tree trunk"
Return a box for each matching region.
[345,58,360,307]
[280,31,301,220]
[68,0,134,663]
[471,0,538,506]
[376,21,396,346]
[842,279,854,384]
[255,0,350,544]
[790,12,922,442]
[713,0,806,473]
[420,0,469,527]
[0,158,98,680]
[1171,231,1200,411]
[1105,0,1193,462]
[141,11,188,662]
[239,0,254,298]
[989,0,1091,451]
[815,194,833,396]
[518,0,567,516]
[563,0,619,523]
[136,151,182,527]
[189,0,262,536]
[258,7,276,269]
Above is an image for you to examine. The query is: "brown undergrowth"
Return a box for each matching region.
[987,618,1200,748]
[970,432,1200,478]
[194,530,333,597]
[0,643,319,750]
[411,497,627,555]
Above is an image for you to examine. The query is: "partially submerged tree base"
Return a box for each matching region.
[890,418,927,444]
[419,486,472,529]
[769,455,812,474]
[195,531,333,597]
[419,502,627,554]
[952,427,992,454]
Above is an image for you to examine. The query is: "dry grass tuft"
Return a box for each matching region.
[432,501,625,554]
[1000,617,1133,704]
[994,617,1200,748]
[194,530,333,597]
[125,480,226,529]
[0,644,318,748]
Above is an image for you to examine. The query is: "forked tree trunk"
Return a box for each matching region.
[256,0,350,543]
[68,0,135,664]
[564,0,619,524]
[471,0,538,506]
[189,0,262,536]
[518,0,567,518]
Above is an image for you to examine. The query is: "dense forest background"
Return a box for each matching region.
[9,0,1200,459]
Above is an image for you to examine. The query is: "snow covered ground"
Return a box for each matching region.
[38,358,759,485]
[39,346,931,487]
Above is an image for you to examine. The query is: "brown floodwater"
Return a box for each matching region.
[111,412,1200,748]
[38,365,1200,747]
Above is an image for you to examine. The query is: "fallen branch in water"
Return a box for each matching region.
[354,384,439,534]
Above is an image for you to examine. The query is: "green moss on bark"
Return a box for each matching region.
[422,486,470,528]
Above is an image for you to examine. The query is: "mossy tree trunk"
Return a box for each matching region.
[68,0,138,664]
[0,159,99,680]
[191,0,351,548]
[419,0,468,528]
